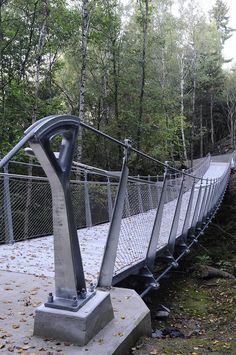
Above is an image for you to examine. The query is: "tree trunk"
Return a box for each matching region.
[20,0,39,79]
[210,91,214,146]
[226,93,236,148]
[24,0,49,239]
[76,0,90,164]
[32,0,48,124]
[0,0,5,156]
[137,0,148,151]
[0,0,5,119]
[230,110,234,146]
[233,109,235,147]
[200,105,203,158]
[102,61,108,123]
[198,265,235,280]
[191,76,196,165]
[112,39,119,124]
[180,53,188,161]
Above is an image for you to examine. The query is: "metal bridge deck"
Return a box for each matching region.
[0,161,229,285]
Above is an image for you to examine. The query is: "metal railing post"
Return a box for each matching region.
[148,175,154,209]
[181,177,195,245]
[27,115,95,311]
[98,140,130,287]
[168,176,173,201]
[208,178,216,214]
[214,178,219,208]
[84,172,92,227]
[146,174,168,271]
[155,175,159,207]
[137,175,144,213]
[167,174,185,255]
[107,177,113,221]
[202,178,213,221]
[190,180,204,233]
[198,179,209,225]
[3,164,14,244]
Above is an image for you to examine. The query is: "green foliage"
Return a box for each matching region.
[0,0,235,166]
[195,254,213,266]
[216,260,233,273]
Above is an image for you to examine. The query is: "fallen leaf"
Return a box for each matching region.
[22,345,32,350]
[115,332,123,337]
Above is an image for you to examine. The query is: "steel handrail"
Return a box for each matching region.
[0,115,227,182]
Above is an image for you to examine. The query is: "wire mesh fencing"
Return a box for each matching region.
[111,154,231,280]
[0,151,218,246]
[114,180,160,274]
[0,171,120,244]
[0,115,233,312]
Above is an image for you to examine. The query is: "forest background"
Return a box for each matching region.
[1,0,236,171]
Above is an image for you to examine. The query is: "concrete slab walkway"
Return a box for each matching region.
[0,270,150,354]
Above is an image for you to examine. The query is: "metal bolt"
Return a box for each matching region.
[89,283,95,292]
[48,292,53,303]
[172,261,179,268]
[80,288,87,299]
[72,296,78,307]
[151,282,160,289]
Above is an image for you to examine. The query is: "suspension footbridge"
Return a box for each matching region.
[0,115,234,352]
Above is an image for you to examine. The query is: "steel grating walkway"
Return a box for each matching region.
[0,160,229,286]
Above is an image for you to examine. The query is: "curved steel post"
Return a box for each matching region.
[27,115,94,311]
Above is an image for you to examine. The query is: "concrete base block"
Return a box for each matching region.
[33,290,114,346]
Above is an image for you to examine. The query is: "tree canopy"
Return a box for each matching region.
[0,0,235,167]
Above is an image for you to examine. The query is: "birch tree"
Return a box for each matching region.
[137,0,149,151]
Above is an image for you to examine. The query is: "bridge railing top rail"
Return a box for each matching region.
[0,115,221,183]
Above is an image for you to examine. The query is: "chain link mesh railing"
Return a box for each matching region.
[0,173,121,244]
[111,153,230,278]
[114,181,160,274]
[0,151,213,245]
[0,115,233,323]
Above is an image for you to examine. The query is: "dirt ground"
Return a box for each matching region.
[131,171,236,355]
